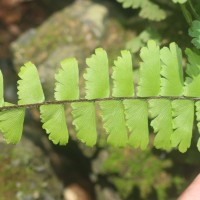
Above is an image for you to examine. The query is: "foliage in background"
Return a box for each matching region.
[116,0,188,21]
[122,0,200,54]
[100,146,184,200]
[189,20,200,48]
[126,27,161,53]
[116,0,166,21]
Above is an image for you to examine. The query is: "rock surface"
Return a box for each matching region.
[0,136,63,200]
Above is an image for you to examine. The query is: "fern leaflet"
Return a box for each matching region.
[189,20,200,49]
[149,99,173,151]
[124,100,149,150]
[72,102,97,146]
[54,58,79,100]
[40,104,68,145]
[171,100,194,153]
[17,62,45,104]
[116,0,166,21]
[184,49,200,96]
[84,48,109,99]
[196,101,200,151]
[112,50,134,97]
[172,0,187,3]
[100,101,128,147]
[137,40,161,97]
[160,43,184,96]
[0,103,25,144]
[40,58,79,144]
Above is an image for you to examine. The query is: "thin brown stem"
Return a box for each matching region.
[1,96,200,111]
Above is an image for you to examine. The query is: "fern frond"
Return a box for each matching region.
[185,48,200,78]
[17,62,45,104]
[72,102,97,146]
[139,1,166,21]
[116,0,166,21]
[112,50,134,97]
[171,100,194,153]
[99,51,133,147]
[189,20,200,49]
[84,48,109,99]
[2,41,200,153]
[124,100,149,150]
[184,49,200,152]
[137,40,161,96]
[0,103,25,144]
[195,101,200,151]
[149,99,173,150]
[0,76,25,144]
[100,101,128,147]
[160,43,184,96]
[172,0,187,3]
[70,48,110,146]
[117,0,145,9]
[184,49,200,96]
[40,104,68,145]
[55,58,79,101]
[40,58,80,145]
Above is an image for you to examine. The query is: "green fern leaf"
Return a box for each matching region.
[55,58,79,101]
[139,1,166,21]
[40,58,79,145]
[137,40,161,96]
[189,20,200,49]
[84,48,109,99]
[100,101,128,147]
[40,104,68,145]
[123,100,149,150]
[185,48,200,78]
[184,48,200,96]
[99,51,133,147]
[189,49,200,150]
[126,27,161,54]
[195,101,200,151]
[117,0,166,21]
[172,0,187,3]
[171,100,194,153]
[0,71,4,106]
[149,99,173,150]
[160,43,184,96]
[72,102,97,146]
[71,48,109,146]
[41,58,79,144]
[0,103,25,144]
[17,62,45,104]
[112,50,134,97]
[116,0,145,9]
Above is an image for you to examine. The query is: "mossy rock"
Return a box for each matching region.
[0,137,63,200]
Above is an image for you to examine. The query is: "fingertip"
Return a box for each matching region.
[178,174,200,200]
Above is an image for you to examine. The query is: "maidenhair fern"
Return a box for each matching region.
[3,39,200,153]
[189,20,200,49]
[17,62,45,104]
[116,0,166,21]
[116,0,188,21]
